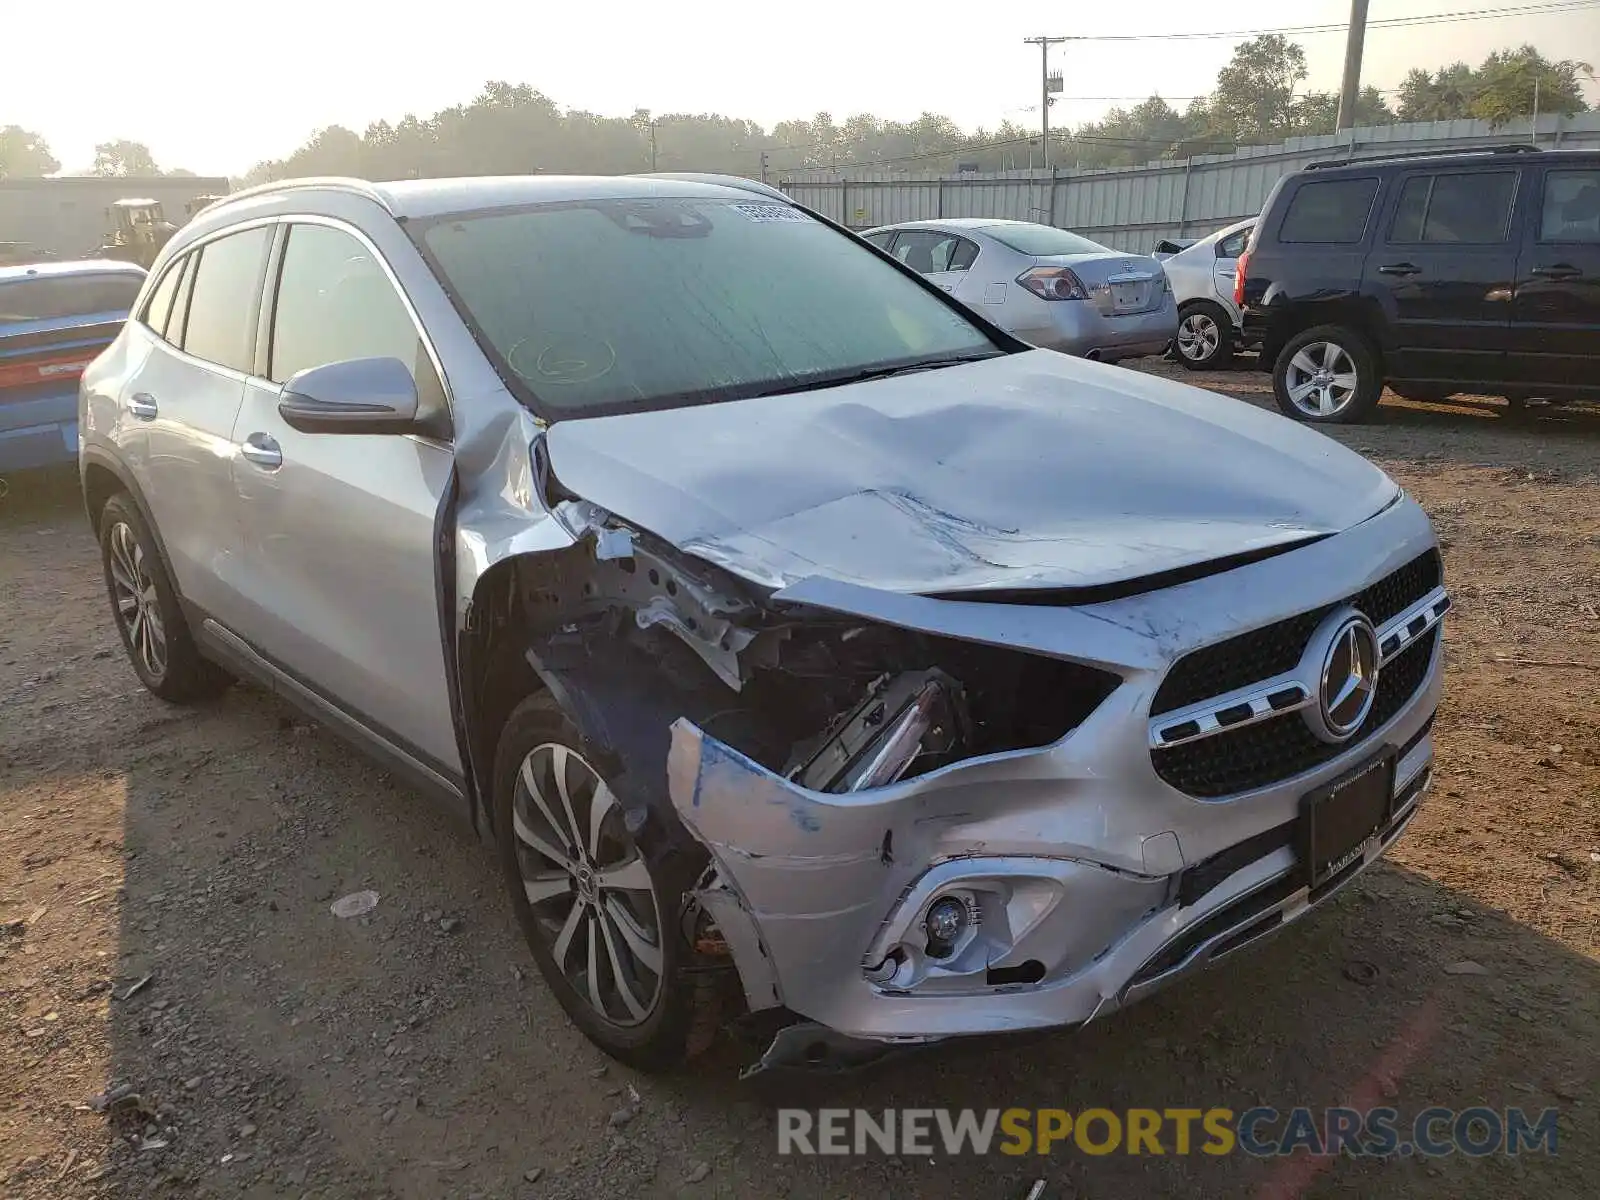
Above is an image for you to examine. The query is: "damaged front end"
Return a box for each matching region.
[480,476,1443,1074]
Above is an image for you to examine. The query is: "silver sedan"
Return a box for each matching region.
[862,218,1177,363]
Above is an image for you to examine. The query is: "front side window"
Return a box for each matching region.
[269,223,431,386]
[417,197,1001,418]
[1389,171,1517,244]
[181,227,272,372]
[1539,170,1600,243]
[1279,178,1380,244]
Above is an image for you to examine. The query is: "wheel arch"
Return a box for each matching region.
[1261,298,1387,375]
[79,448,183,590]
[457,553,553,841]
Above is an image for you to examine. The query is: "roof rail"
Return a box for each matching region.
[201,176,395,214]
[1305,143,1542,170]
[630,172,791,202]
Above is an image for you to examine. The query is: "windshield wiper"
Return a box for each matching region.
[750,352,1002,399]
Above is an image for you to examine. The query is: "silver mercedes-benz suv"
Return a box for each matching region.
[78,173,1447,1073]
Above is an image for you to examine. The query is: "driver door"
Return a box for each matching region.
[227,218,461,780]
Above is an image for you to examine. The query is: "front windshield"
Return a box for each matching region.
[417,197,1002,417]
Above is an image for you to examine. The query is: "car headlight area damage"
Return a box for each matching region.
[457,448,1446,1075]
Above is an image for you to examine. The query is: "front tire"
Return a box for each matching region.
[98,493,230,703]
[494,691,710,1071]
[1174,302,1234,370]
[1272,325,1382,424]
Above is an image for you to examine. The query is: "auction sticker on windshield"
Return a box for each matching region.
[731,203,811,223]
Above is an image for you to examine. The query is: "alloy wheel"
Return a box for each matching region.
[1284,340,1361,417]
[107,521,167,678]
[512,743,664,1027]
[1176,311,1221,362]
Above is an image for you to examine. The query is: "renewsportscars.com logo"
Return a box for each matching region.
[776,1106,1560,1158]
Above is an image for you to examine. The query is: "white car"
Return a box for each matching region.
[1162,218,1256,370]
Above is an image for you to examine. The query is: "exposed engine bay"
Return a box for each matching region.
[513,500,1119,794]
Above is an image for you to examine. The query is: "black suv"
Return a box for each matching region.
[1239,144,1600,423]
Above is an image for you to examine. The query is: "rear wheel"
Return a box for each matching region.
[1272,325,1382,424]
[98,493,231,703]
[495,691,710,1071]
[1174,302,1234,370]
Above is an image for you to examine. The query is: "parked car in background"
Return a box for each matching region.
[1151,237,1198,260]
[1164,217,1257,370]
[861,218,1178,363]
[1,260,144,474]
[80,175,1446,1075]
[1240,144,1600,423]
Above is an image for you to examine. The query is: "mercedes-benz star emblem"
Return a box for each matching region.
[1314,615,1381,742]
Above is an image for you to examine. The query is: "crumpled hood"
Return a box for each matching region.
[544,349,1398,594]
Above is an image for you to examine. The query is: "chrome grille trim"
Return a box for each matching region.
[1148,585,1449,751]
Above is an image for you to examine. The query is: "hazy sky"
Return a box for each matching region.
[6,0,1599,175]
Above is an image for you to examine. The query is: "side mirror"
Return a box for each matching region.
[278,356,419,435]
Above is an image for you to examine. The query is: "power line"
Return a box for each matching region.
[1060,0,1600,42]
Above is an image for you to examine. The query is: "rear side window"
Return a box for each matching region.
[1278,178,1380,244]
[166,255,197,345]
[1539,169,1600,243]
[0,273,143,324]
[1389,171,1517,244]
[1217,228,1250,259]
[180,227,272,373]
[891,231,981,274]
[893,230,971,274]
[862,231,894,250]
[141,261,183,334]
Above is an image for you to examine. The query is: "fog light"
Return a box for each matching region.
[924,897,968,957]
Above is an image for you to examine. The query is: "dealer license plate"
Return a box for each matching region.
[1299,751,1395,888]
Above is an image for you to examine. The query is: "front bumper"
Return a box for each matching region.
[668,495,1445,1044]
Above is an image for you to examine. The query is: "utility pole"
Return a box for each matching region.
[1532,75,1542,144]
[759,150,770,184]
[1335,0,1371,132]
[1023,36,1066,168]
[649,120,657,171]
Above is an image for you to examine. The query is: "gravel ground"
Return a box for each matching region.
[2,363,1598,1199]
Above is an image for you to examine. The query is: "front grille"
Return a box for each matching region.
[1151,549,1441,716]
[1152,628,1438,798]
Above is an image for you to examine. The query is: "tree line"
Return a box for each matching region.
[1,38,1591,185]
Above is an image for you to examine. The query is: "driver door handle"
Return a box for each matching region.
[128,392,158,420]
[1378,262,1420,277]
[239,433,283,470]
[1530,263,1581,279]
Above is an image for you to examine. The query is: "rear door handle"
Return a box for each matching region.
[239,433,283,470]
[1530,263,1581,279]
[127,392,158,420]
[1378,262,1420,277]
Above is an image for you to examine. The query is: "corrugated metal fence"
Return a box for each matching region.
[779,113,1600,253]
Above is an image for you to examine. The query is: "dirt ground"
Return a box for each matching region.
[2,364,1598,1200]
